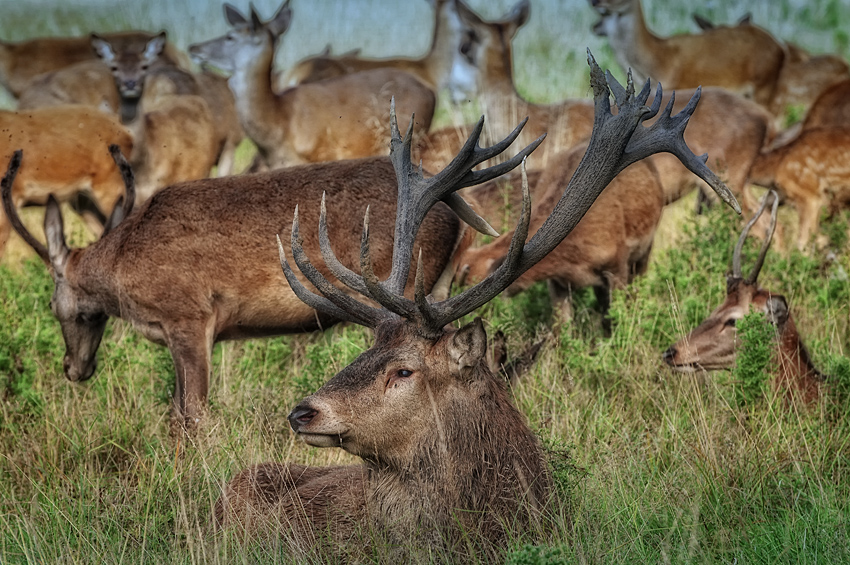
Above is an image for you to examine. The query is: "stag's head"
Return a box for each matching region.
[187,1,292,74]
[663,192,785,372]
[280,55,739,475]
[1,147,135,383]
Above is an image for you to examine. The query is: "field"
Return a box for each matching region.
[1,0,850,562]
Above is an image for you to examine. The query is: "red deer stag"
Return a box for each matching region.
[663,192,824,404]
[187,1,436,170]
[91,32,219,203]
[282,0,472,96]
[589,0,785,108]
[456,140,664,329]
[0,108,133,257]
[0,100,525,429]
[214,54,739,557]
[0,31,190,98]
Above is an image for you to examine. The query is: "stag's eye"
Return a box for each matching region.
[724,318,737,328]
[397,369,413,378]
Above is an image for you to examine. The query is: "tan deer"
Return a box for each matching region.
[0,97,526,427]
[802,80,850,131]
[91,32,218,203]
[282,0,472,95]
[214,56,738,557]
[0,108,133,257]
[664,192,824,404]
[589,0,785,108]
[457,140,664,328]
[188,2,436,171]
[749,127,850,250]
[0,31,190,98]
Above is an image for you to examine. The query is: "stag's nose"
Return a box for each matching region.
[288,404,318,431]
[662,346,677,365]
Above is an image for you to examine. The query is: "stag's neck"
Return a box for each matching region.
[227,46,290,167]
[774,316,823,403]
[603,1,667,85]
[365,369,550,544]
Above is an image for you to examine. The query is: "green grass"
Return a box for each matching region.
[2,0,850,562]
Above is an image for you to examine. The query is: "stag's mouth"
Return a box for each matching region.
[297,432,346,448]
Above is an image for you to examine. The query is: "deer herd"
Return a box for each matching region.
[0,0,843,556]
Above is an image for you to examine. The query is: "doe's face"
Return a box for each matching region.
[50,279,108,383]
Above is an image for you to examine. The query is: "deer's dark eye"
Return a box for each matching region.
[725,318,737,328]
[397,369,413,378]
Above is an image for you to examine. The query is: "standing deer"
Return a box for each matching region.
[91,32,219,203]
[1,97,510,427]
[282,0,472,96]
[188,1,436,170]
[456,141,664,328]
[0,31,190,98]
[215,55,739,557]
[663,192,824,404]
[589,0,785,108]
[0,108,133,257]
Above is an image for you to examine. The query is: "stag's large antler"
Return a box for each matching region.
[280,52,740,336]
[732,190,778,284]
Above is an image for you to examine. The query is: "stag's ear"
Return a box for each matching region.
[223,3,247,26]
[44,195,70,277]
[90,34,115,64]
[448,317,487,377]
[266,0,292,37]
[765,295,790,328]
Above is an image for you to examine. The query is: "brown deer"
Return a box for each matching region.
[187,2,436,171]
[0,108,133,257]
[214,55,739,556]
[663,191,824,404]
[801,80,850,131]
[589,0,785,108]
[749,127,850,250]
[0,31,190,98]
[92,32,219,203]
[0,98,520,427]
[687,12,849,129]
[282,0,472,95]
[456,141,664,328]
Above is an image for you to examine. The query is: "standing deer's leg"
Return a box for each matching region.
[166,322,215,432]
[548,279,573,329]
[795,192,822,252]
[215,138,237,178]
[0,208,12,259]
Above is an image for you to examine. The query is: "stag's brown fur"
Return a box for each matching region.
[590,0,785,108]
[665,279,823,404]
[0,31,190,98]
[749,127,850,249]
[0,106,133,256]
[217,320,551,559]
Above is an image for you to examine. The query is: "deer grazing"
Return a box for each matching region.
[282,0,471,96]
[188,1,436,171]
[214,55,739,557]
[0,108,133,257]
[456,141,664,328]
[0,31,190,98]
[589,0,785,108]
[748,127,850,250]
[91,32,219,202]
[663,192,824,404]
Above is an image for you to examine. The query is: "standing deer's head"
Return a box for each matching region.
[663,191,786,372]
[1,147,135,382]
[281,54,738,483]
[187,1,292,75]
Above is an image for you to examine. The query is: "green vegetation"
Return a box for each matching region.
[1,0,849,562]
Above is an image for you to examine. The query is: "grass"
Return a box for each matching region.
[1,0,850,562]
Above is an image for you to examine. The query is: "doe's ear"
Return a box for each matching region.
[504,0,530,34]
[223,3,247,26]
[765,295,790,328]
[266,0,293,37]
[448,317,487,376]
[44,195,70,277]
[90,34,115,64]
[454,0,483,27]
[142,31,167,64]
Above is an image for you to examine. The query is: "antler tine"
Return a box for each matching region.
[421,51,739,330]
[745,190,779,284]
[457,133,546,189]
[359,206,418,318]
[287,207,389,326]
[317,192,370,297]
[1,150,50,265]
[108,144,135,220]
[278,235,383,327]
[732,190,774,279]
